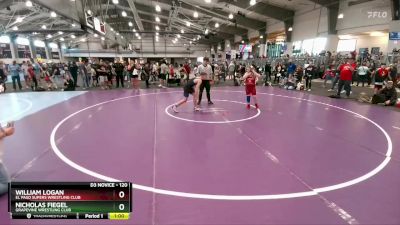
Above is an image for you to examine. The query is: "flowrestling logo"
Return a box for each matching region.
[367,11,388,19]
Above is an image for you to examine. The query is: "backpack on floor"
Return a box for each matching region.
[35,87,46,92]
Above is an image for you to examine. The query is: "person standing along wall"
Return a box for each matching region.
[69,61,79,88]
[8,61,22,91]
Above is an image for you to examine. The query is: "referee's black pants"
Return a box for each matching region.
[198,80,211,103]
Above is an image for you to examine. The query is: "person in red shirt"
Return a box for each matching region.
[336,59,355,98]
[27,63,38,91]
[242,65,261,109]
[374,63,389,94]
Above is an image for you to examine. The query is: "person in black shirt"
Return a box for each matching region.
[69,62,79,87]
[264,63,271,86]
[63,74,75,91]
[372,81,397,106]
[0,61,6,93]
[143,62,151,88]
[304,63,316,91]
[113,60,125,88]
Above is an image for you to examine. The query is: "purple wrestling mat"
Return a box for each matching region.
[0,86,399,225]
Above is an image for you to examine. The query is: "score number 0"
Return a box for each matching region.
[118,191,126,211]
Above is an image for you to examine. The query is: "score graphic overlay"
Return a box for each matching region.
[8,182,132,220]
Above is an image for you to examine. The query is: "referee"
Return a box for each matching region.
[197,57,214,105]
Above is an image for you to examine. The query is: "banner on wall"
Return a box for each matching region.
[17,45,31,59]
[389,32,400,40]
[0,43,12,58]
[36,47,47,59]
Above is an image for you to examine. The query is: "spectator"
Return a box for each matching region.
[8,60,22,91]
[356,62,370,87]
[371,81,397,106]
[113,60,125,88]
[389,64,397,81]
[159,60,168,88]
[27,63,38,91]
[287,61,297,77]
[143,62,151,88]
[336,59,355,98]
[374,63,389,94]
[21,61,29,89]
[63,74,75,91]
[304,62,315,91]
[264,62,272,86]
[0,61,7,93]
[69,62,79,88]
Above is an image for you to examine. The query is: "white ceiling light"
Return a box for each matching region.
[241,40,244,43]
[155,16,160,22]
[132,28,136,32]
[155,38,159,42]
[25,0,33,7]
[110,27,114,31]
[116,32,120,36]
[41,25,47,29]
[193,38,196,41]
[12,26,18,31]
[94,33,98,37]
[227,44,230,47]
[128,22,133,27]
[177,34,181,38]
[189,41,192,44]
[204,29,208,34]
[288,26,293,31]
[71,23,76,27]
[112,0,119,4]
[155,4,161,12]
[155,25,160,30]
[193,11,198,18]
[16,17,24,23]
[121,11,127,17]
[80,38,86,42]
[370,31,385,37]
[87,10,92,16]
[46,34,53,39]
[155,32,159,36]
[174,38,178,42]
[121,36,124,39]
[228,13,233,19]
[205,0,211,3]
[71,34,76,39]
[260,35,263,38]
[181,29,184,33]
[215,22,219,28]
[138,36,141,39]
[58,31,63,35]
[186,21,191,27]
[135,32,139,37]
[101,37,105,40]
[50,11,57,17]
[250,0,256,6]
[338,13,344,19]
[60,37,65,41]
